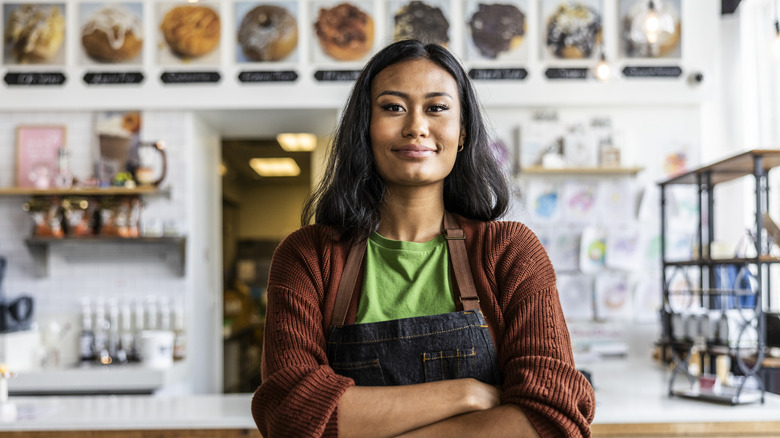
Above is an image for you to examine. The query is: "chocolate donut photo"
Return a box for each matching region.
[466,0,527,60]
[236,1,299,63]
[541,0,602,60]
[390,0,450,47]
[312,1,374,63]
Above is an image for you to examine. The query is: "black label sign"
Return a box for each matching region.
[468,68,528,81]
[238,70,298,83]
[160,71,221,84]
[4,72,66,86]
[314,70,361,82]
[622,66,683,78]
[544,68,588,80]
[84,72,144,85]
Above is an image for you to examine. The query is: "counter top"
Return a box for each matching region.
[1,357,780,435]
[0,393,255,431]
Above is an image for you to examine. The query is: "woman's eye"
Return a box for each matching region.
[381,104,404,112]
[428,104,449,113]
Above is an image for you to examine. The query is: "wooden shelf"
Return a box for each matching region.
[520,166,643,176]
[664,255,780,266]
[659,149,780,186]
[24,236,187,277]
[0,186,167,197]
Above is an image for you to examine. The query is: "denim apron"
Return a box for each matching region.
[326,213,502,386]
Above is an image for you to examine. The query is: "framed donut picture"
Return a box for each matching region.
[79,2,144,66]
[619,0,682,59]
[3,3,67,66]
[387,0,452,49]
[540,0,603,61]
[156,2,222,66]
[235,1,299,64]
[310,1,376,64]
[464,0,528,62]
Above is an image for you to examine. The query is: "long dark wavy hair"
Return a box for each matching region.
[301,39,509,242]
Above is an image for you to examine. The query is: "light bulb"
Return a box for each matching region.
[595,53,610,81]
[774,21,780,58]
[644,11,660,44]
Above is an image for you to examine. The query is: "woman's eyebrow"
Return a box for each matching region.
[376,90,453,99]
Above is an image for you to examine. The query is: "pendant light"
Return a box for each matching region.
[642,0,661,45]
[773,1,780,58]
[594,47,610,81]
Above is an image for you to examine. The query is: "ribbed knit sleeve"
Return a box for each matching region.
[251,227,354,437]
[465,219,596,437]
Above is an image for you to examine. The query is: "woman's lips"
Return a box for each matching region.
[393,145,436,158]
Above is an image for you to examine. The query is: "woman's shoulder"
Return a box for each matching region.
[274,224,346,260]
[458,215,541,247]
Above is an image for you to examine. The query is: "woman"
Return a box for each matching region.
[252,40,595,437]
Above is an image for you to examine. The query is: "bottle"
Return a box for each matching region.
[107,299,121,364]
[54,148,73,188]
[79,297,95,364]
[119,299,134,363]
[93,298,111,365]
[132,298,145,361]
[172,298,186,361]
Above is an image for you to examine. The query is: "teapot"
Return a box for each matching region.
[0,257,34,334]
[134,141,167,187]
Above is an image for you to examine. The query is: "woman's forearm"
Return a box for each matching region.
[394,404,539,438]
[338,378,501,438]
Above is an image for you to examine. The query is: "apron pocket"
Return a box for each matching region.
[422,347,477,382]
[332,359,386,386]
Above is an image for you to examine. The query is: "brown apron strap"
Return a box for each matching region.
[442,212,480,312]
[330,212,481,328]
[331,239,366,328]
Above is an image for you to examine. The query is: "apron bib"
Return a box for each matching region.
[326,212,502,386]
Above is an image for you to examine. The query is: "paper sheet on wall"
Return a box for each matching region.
[597,179,635,223]
[594,272,633,320]
[520,116,563,168]
[561,180,598,224]
[557,274,594,321]
[633,272,662,322]
[579,226,606,273]
[526,180,561,224]
[549,226,581,272]
[604,225,642,271]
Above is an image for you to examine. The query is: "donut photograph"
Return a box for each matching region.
[620,0,681,58]
[389,0,450,47]
[157,2,221,65]
[541,0,603,60]
[80,2,143,65]
[465,0,527,61]
[311,1,374,63]
[236,1,299,63]
[3,3,66,65]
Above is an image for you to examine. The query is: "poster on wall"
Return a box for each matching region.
[3,3,67,66]
[236,1,299,64]
[464,0,528,62]
[311,1,375,64]
[619,0,682,59]
[540,0,602,61]
[156,2,221,66]
[79,2,143,66]
[388,0,451,47]
[15,125,67,188]
[557,274,594,320]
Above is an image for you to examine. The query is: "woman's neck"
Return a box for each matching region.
[377,187,444,243]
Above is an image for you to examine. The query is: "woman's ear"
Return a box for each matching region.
[459,128,466,146]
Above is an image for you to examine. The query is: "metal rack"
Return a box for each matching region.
[658,149,780,405]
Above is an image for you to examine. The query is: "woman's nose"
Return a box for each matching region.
[402,109,428,138]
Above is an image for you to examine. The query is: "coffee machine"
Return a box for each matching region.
[0,257,34,333]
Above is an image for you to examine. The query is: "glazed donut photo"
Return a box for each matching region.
[237,3,299,63]
[80,3,143,64]
[542,0,602,60]
[158,3,221,64]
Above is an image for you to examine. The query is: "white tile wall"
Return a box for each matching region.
[0,111,191,318]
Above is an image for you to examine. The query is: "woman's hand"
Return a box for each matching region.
[338,378,502,438]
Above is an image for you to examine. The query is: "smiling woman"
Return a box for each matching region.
[251,39,595,438]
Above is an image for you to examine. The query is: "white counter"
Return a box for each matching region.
[0,393,255,431]
[0,357,779,434]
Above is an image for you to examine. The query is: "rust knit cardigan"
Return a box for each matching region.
[252,214,595,437]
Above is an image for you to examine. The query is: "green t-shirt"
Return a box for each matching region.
[355,231,456,324]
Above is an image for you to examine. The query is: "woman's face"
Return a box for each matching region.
[369,58,464,193]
